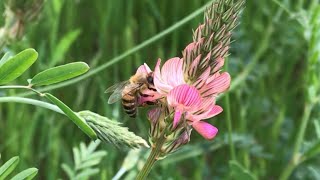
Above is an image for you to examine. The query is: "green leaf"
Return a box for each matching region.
[0,49,38,85]
[86,151,107,160]
[229,160,256,180]
[0,156,19,179]
[0,52,12,67]
[74,168,99,179]
[44,93,97,140]
[73,147,81,170]
[78,159,101,170]
[87,141,101,154]
[30,62,89,86]
[303,140,320,160]
[11,168,38,180]
[61,164,75,179]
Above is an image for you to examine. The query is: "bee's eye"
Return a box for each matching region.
[147,76,154,85]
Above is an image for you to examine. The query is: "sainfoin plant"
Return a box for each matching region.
[129,0,245,178]
[0,0,245,179]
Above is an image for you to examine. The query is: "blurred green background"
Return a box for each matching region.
[1,0,320,179]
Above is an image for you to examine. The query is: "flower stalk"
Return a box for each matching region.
[136,130,167,180]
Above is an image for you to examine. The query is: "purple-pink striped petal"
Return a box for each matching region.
[202,72,231,96]
[192,121,218,140]
[193,67,211,89]
[167,85,202,128]
[212,57,225,73]
[205,105,223,119]
[167,84,201,108]
[189,55,201,77]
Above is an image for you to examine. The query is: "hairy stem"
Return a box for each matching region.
[136,133,166,180]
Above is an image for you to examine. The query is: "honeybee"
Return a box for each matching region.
[105,72,156,118]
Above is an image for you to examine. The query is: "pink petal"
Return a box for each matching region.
[154,58,173,94]
[212,57,225,72]
[193,67,211,89]
[167,84,201,108]
[206,71,220,84]
[136,63,151,74]
[161,57,185,87]
[184,42,196,52]
[192,121,218,140]
[193,24,204,41]
[186,96,222,122]
[198,51,211,70]
[202,72,231,96]
[189,55,201,77]
[205,105,223,119]
[143,63,152,73]
[173,110,182,128]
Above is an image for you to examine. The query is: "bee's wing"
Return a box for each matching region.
[109,83,144,104]
[105,81,129,104]
[105,81,128,93]
[121,83,143,96]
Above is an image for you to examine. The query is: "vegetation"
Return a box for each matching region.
[0,0,320,179]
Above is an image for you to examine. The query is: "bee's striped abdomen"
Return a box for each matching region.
[122,91,137,118]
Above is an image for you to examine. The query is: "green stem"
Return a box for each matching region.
[136,134,166,180]
[224,59,236,160]
[17,1,213,97]
[0,85,30,90]
[279,103,313,180]
[0,85,43,95]
[0,96,63,114]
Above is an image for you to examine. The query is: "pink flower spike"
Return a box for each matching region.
[167,84,201,128]
[192,121,218,140]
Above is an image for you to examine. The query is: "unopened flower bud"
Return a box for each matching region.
[162,129,192,154]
